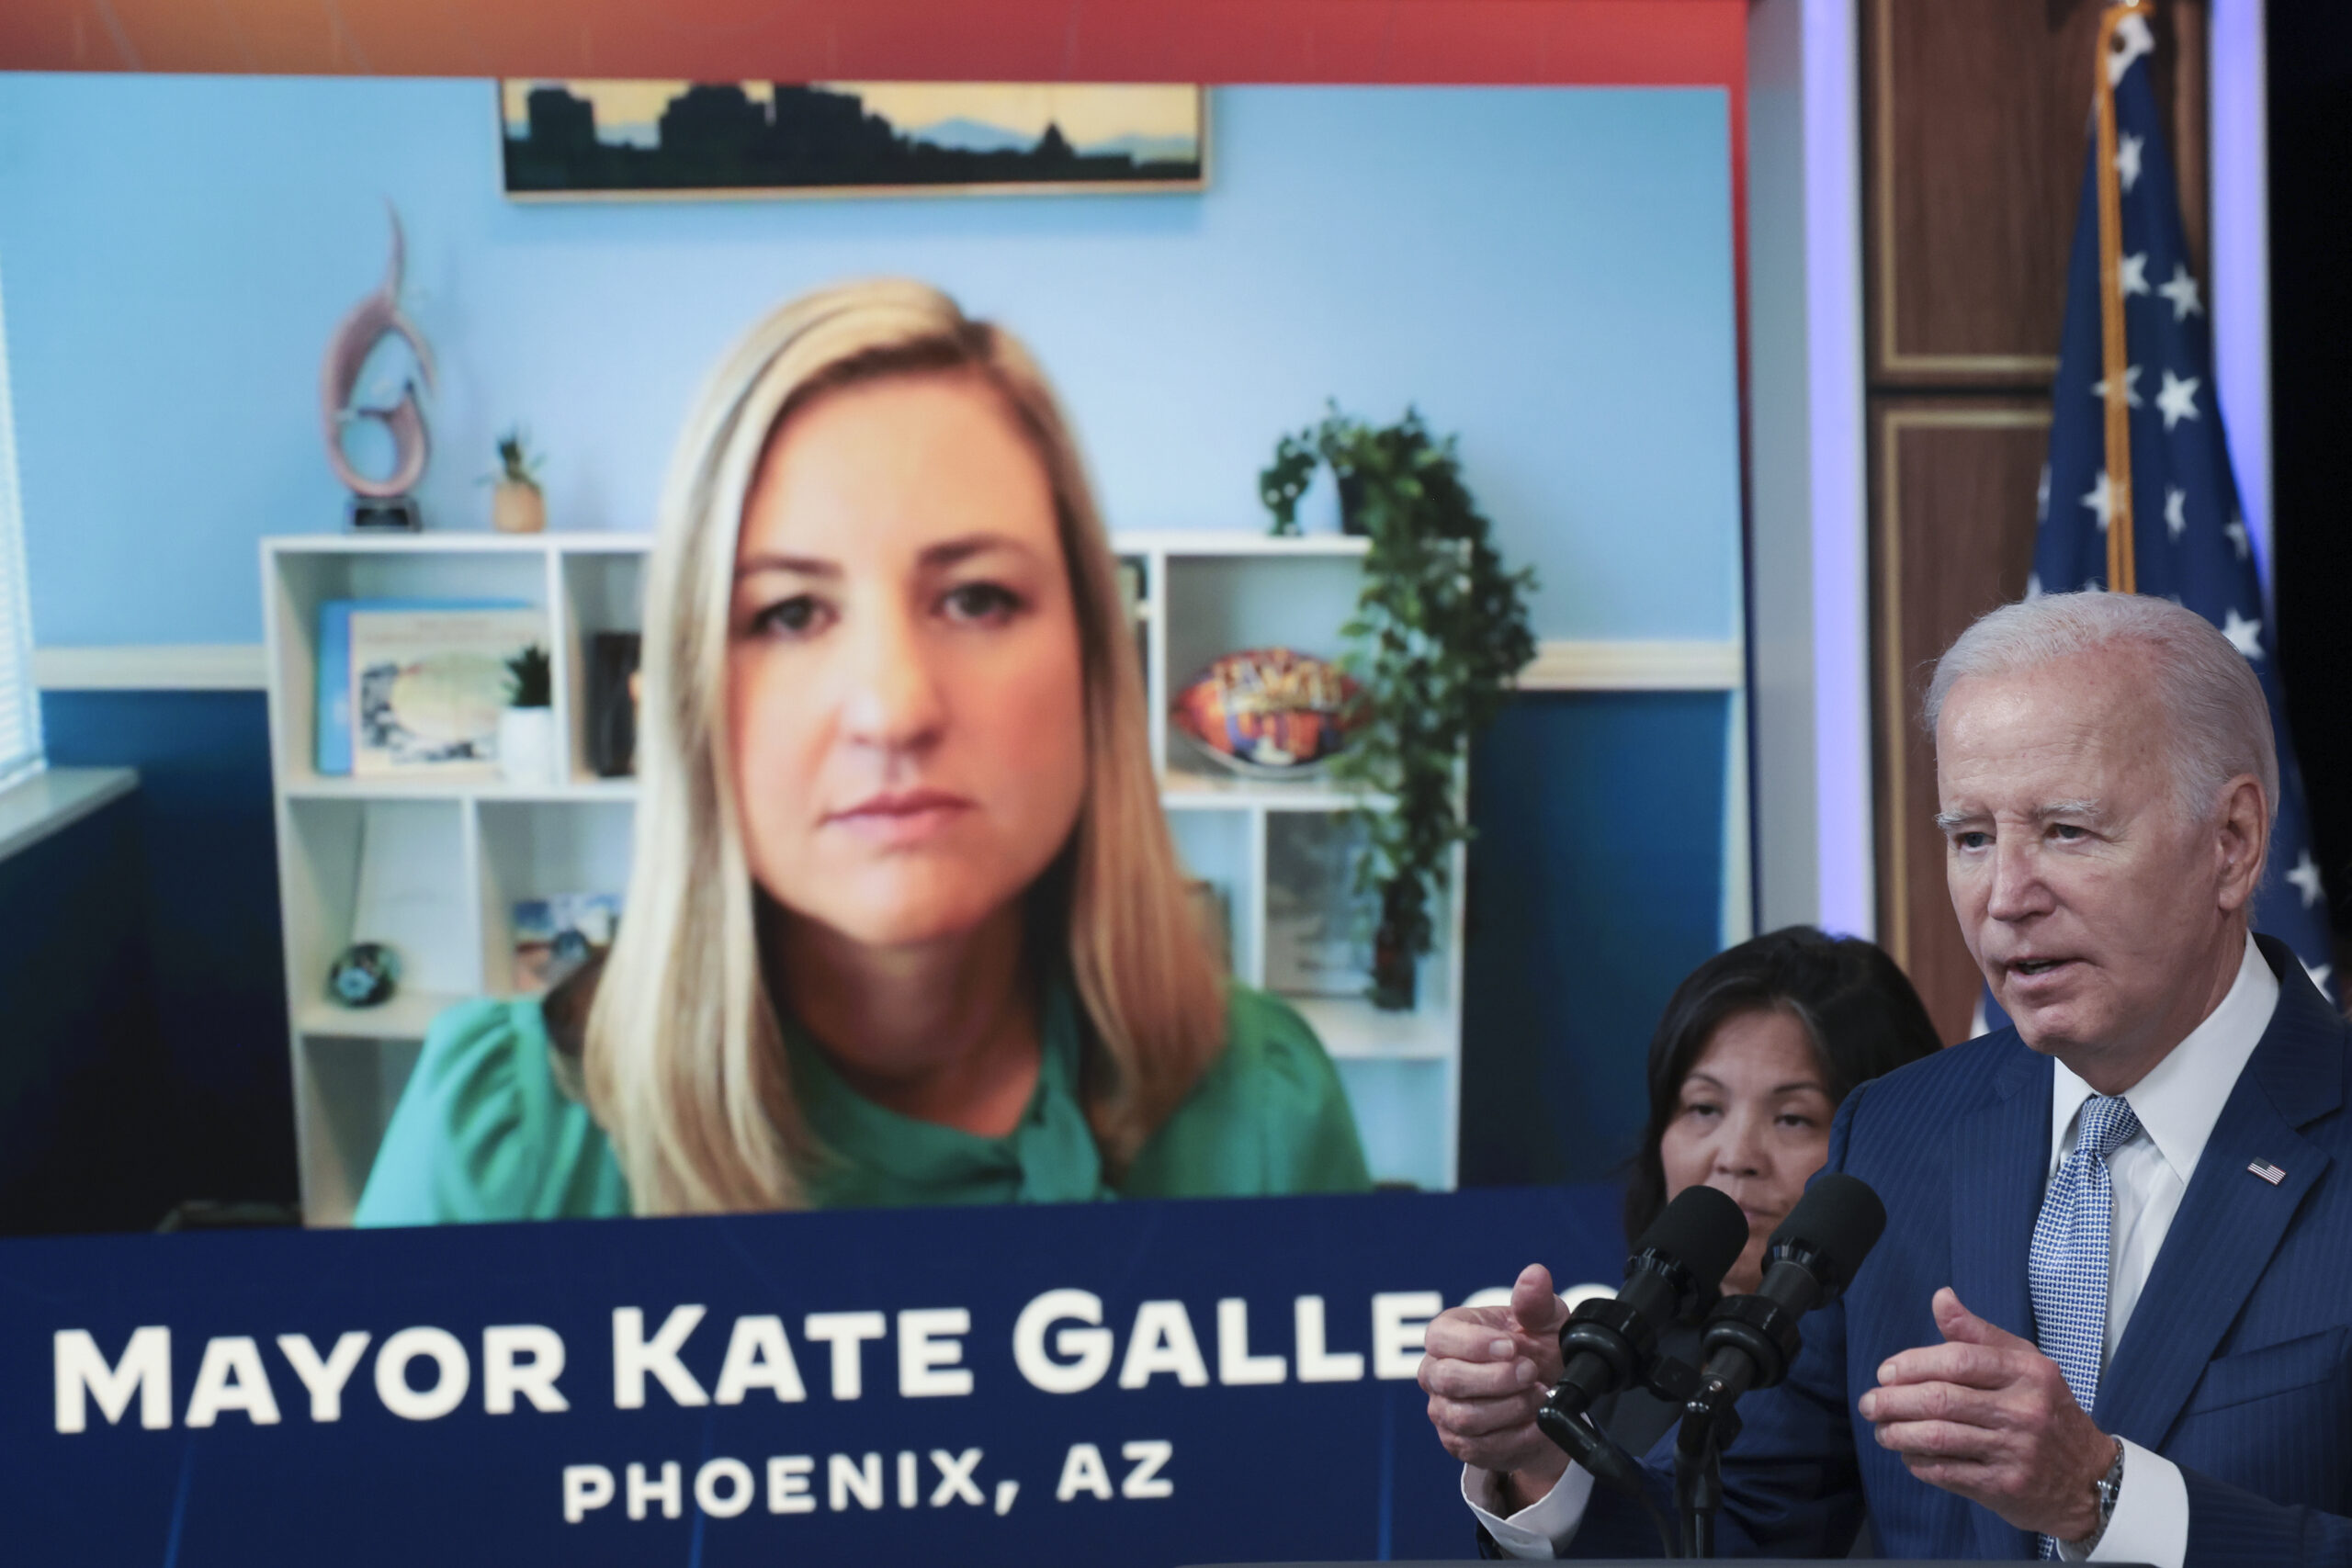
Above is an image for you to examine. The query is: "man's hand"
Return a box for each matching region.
[1420,1263,1573,1507]
[1859,1286,2116,1541]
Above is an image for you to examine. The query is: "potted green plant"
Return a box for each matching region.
[488,426,547,535]
[1261,407,1537,1010]
[498,642,557,787]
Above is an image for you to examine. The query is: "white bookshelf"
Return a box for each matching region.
[262,531,1465,1224]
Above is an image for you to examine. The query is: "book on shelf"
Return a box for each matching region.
[349,607,548,778]
[315,597,526,774]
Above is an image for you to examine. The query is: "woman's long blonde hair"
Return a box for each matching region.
[583,278,1227,1213]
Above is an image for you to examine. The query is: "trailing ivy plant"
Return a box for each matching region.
[1260,407,1538,1009]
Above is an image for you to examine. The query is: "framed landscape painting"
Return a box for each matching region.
[500,81,1206,199]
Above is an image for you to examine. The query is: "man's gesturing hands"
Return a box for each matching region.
[1423,1270,2116,1538]
[1419,1262,1574,1508]
[1860,1286,2116,1542]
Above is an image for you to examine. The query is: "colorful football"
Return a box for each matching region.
[1170,648,1360,773]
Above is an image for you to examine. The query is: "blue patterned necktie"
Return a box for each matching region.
[2028,1092,2141,1557]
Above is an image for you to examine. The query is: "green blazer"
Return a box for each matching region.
[352,979,1372,1224]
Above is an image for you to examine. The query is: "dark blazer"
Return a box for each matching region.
[1552,935,2352,1563]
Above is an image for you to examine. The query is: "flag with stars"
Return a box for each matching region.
[2016,9,2334,1013]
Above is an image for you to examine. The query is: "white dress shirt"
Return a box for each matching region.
[1468,934,2280,1564]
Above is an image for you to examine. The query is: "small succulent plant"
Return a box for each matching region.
[505,643,552,708]
[494,425,544,489]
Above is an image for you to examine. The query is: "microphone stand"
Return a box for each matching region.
[1526,1182,1762,1559]
[1670,1375,1739,1559]
[1665,1280,1806,1555]
[1630,1347,1731,1559]
[1639,1176,1888,1558]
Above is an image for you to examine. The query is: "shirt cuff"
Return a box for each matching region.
[1463,1461,1598,1560]
[2055,1439,2187,1568]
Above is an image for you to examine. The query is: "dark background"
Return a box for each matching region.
[2269,2,2352,982]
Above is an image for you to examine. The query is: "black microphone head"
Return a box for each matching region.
[1766,1173,1887,1293]
[1633,1182,1749,1294]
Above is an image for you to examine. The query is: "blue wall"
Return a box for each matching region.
[1464,693,1730,1189]
[0,77,1742,648]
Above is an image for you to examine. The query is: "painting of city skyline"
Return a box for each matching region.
[500,81,1205,199]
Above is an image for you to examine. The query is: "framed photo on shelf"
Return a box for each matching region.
[512,893,623,995]
[349,608,547,778]
[1262,813,1378,998]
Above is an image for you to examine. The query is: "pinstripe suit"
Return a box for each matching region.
[1557,935,2352,1563]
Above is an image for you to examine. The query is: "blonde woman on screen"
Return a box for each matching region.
[355,280,1370,1223]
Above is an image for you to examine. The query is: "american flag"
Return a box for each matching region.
[1987,9,2334,1029]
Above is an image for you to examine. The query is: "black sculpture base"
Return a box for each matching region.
[347,494,423,533]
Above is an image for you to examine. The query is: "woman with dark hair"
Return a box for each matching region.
[1622,924,1943,1292]
[1424,925,1942,1527]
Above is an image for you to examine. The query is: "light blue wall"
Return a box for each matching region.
[0,76,1741,648]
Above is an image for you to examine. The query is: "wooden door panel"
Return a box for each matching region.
[1872,402,2050,1040]
[1863,0,2206,386]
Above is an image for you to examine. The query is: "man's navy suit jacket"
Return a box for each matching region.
[1557,936,2352,1564]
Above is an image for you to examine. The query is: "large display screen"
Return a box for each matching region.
[0,6,1752,1558]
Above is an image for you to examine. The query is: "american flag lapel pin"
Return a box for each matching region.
[2248,1159,2287,1186]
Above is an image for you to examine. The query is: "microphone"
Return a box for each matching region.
[1694,1172,1887,1406]
[1538,1182,1748,1430]
[1534,1182,1747,1550]
[1667,1175,1885,1560]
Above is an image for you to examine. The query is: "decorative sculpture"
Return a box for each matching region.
[326,941,402,1009]
[321,206,436,529]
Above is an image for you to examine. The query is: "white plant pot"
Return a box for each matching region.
[498,707,558,788]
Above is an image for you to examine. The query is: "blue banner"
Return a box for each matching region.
[2,1187,1624,1564]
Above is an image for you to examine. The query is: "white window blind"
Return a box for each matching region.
[0,259,41,789]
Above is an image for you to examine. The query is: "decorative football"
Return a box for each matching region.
[1170,647,1361,773]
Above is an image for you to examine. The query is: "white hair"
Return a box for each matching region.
[1924,592,2278,845]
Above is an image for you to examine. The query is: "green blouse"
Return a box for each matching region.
[351,980,1371,1225]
